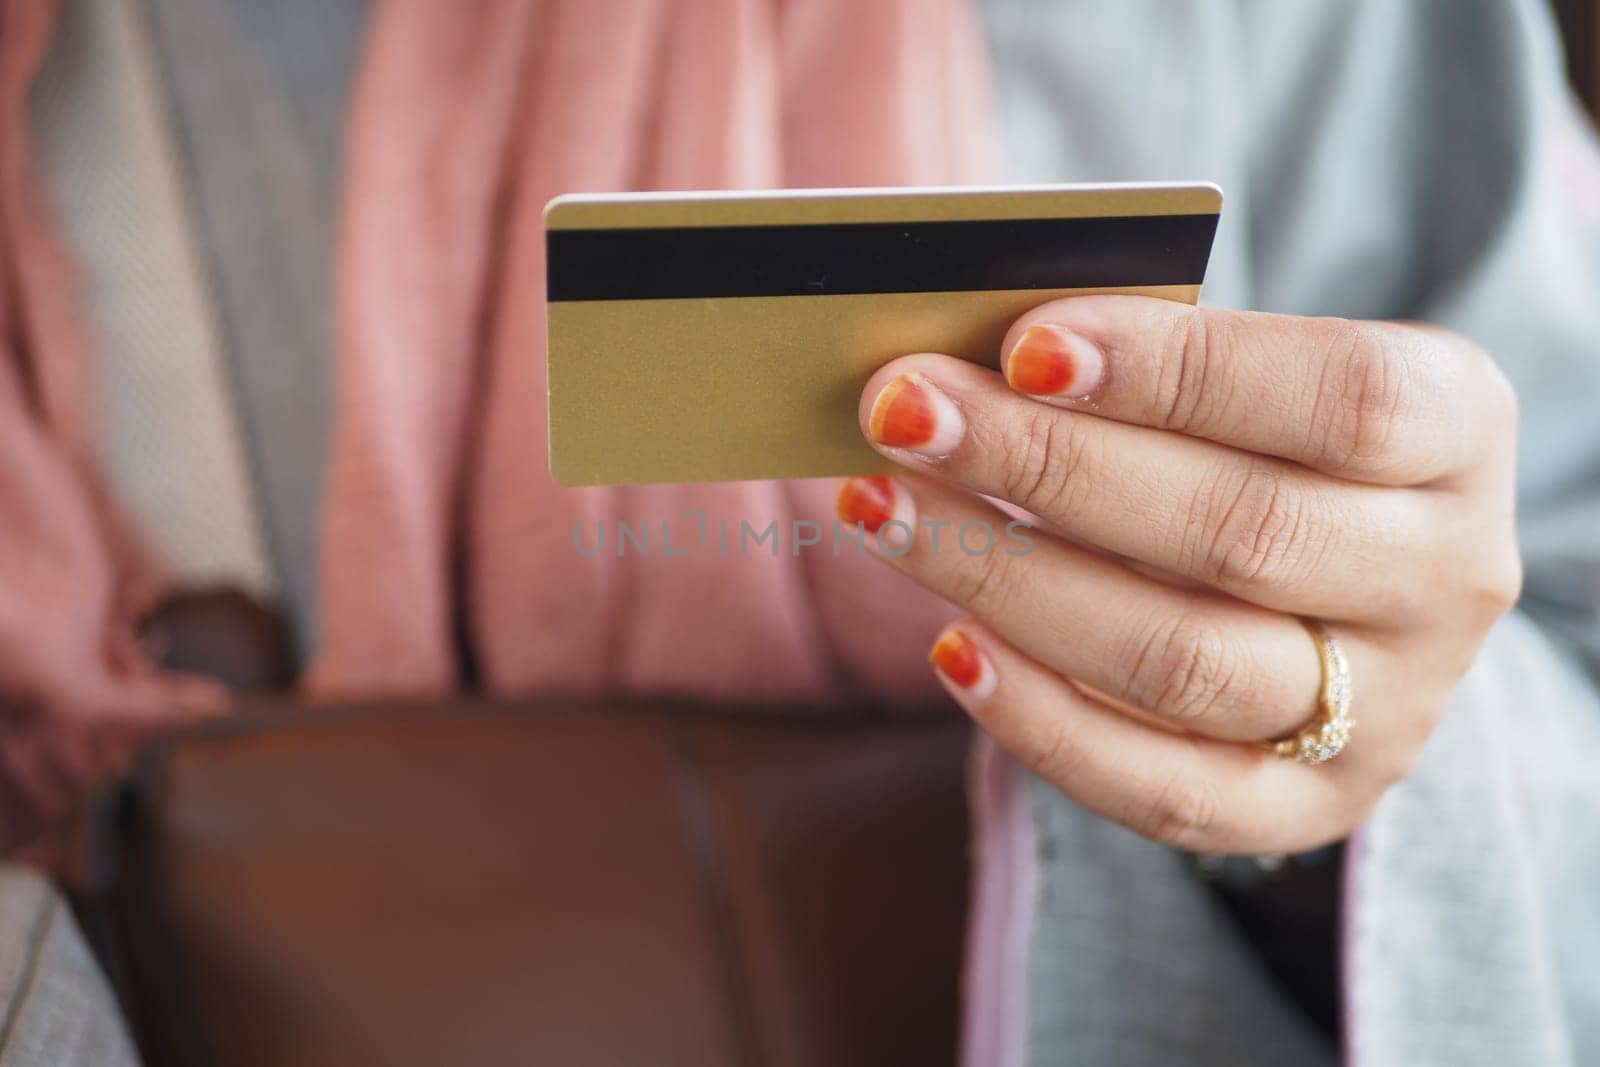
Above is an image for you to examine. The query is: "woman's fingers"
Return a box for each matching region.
[836,472,1330,742]
[858,357,1431,623]
[927,619,1350,854]
[998,297,1501,486]
[846,296,1526,855]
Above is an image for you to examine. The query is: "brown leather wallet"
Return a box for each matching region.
[81,699,972,1067]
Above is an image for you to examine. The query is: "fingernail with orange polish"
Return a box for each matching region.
[867,374,965,455]
[836,475,917,551]
[929,627,998,700]
[1004,324,1104,400]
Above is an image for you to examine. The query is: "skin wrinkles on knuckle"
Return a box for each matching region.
[1123,611,1248,725]
[1305,321,1420,477]
[1190,463,1324,592]
[1154,311,1232,435]
[1022,707,1092,785]
[997,406,1096,520]
[942,528,1020,617]
[1131,768,1223,848]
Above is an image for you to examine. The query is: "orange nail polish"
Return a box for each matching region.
[837,476,918,551]
[1005,324,1104,398]
[867,374,965,455]
[929,628,996,699]
[837,476,896,532]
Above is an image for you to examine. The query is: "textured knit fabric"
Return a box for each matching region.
[137,0,369,654]
[26,0,274,599]
[309,0,997,705]
[0,868,138,1066]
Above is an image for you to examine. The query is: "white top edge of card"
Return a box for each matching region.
[543,180,1224,220]
[544,180,1216,207]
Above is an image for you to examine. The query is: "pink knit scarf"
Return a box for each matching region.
[310,0,999,709]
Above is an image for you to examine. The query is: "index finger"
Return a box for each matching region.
[999,296,1505,485]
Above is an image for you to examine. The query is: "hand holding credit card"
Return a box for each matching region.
[543,179,1526,861]
[545,182,1221,485]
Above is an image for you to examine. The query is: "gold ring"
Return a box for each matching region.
[1266,620,1354,764]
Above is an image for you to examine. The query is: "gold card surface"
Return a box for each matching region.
[546,182,1222,486]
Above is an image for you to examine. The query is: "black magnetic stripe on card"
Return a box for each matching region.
[546,213,1219,302]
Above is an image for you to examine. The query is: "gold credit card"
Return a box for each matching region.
[546,182,1222,486]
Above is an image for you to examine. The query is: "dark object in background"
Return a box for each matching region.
[84,700,972,1067]
[1556,0,1600,118]
[138,587,296,692]
[1198,847,1345,1042]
